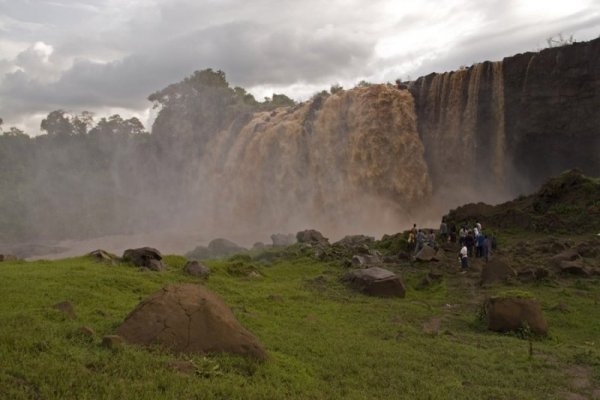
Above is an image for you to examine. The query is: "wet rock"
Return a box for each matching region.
[480,258,516,286]
[88,249,118,265]
[296,229,329,245]
[115,284,267,360]
[122,247,166,271]
[415,245,439,262]
[351,254,382,266]
[343,267,406,298]
[53,301,77,320]
[184,261,211,278]
[485,297,548,336]
[270,233,296,247]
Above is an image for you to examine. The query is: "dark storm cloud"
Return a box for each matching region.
[0,0,599,132]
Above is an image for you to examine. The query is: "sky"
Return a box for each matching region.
[0,0,599,135]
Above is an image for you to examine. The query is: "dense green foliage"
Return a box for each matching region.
[0,246,599,399]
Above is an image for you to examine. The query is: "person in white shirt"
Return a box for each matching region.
[459,245,468,270]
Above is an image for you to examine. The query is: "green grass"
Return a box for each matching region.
[0,251,599,399]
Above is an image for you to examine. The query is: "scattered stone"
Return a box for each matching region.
[184,261,211,278]
[550,248,582,267]
[122,247,166,271]
[101,335,124,349]
[485,297,548,336]
[351,254,382,266]
[480,258,516,286]
[270,233,296,247]
[560,260,591,277]
[415,245,438,262]
[296,229,329,245]
[115,284,267,360]
[79,326,96,337]
[166,360,196,375]
[343,267,406,298]
[88,249,118,265]
[53,301,77,320]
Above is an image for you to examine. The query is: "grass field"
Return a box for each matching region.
[0,245,599,399]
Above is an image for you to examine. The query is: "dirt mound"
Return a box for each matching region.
[115,284,267,360]
[444,170,600,233]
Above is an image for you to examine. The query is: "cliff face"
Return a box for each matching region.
[411,37,600,196]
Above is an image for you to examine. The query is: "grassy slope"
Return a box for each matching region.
[0,250,599,399]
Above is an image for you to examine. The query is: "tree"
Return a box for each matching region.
[41,110,75,136]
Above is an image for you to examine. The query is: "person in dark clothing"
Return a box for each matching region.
[449,224,457,243]
[476,233,485,258]
[465,231,475,257]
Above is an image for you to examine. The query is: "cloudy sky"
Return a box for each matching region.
[1,0,599,135]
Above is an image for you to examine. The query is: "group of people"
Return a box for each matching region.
[407,220,496,271]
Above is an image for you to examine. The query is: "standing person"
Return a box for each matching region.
[415,230,425,254]
[483,235,492,262]
[439,219,448,242]
[459,226,467,247]
[476,232,485,258]
[476,221,482,232]
[428,230,436,248]
[459,245,468,270]
[449,223,457,243]
[465,230,475,257]
[407,230,416,252]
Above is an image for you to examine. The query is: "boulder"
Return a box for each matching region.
[575,241,600,258]
[184,261,211,278]
[559,260,591,277]
[415,245,438,261]
[252,242,266,250]
[485,297,548,335]
[343,267,406,298]
[115,284,267,360]
[122,247,166,271]
[88,249,118,265]
[351,254,382,266]
[270,233,296,247]
[480,258,516,286]
[550,248,582,267]
[185,245,212,260]
[207,238,247,257]
[296,229,329,245]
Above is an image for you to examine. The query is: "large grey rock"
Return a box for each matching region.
[296,229,329,245]
[115,284,267,360]
[122,247,166,271]
[88,249,118,265]
[415,245,439,261]
[334,235,375,249]
[343,267,406,298]
[351,254,382,266]
[184,261,211,278]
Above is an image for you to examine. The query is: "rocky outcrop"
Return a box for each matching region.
[122,247,166,271]
[115,284,267,360]
[411,38,600,196]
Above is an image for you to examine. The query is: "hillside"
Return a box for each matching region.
[444,169,600,233]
